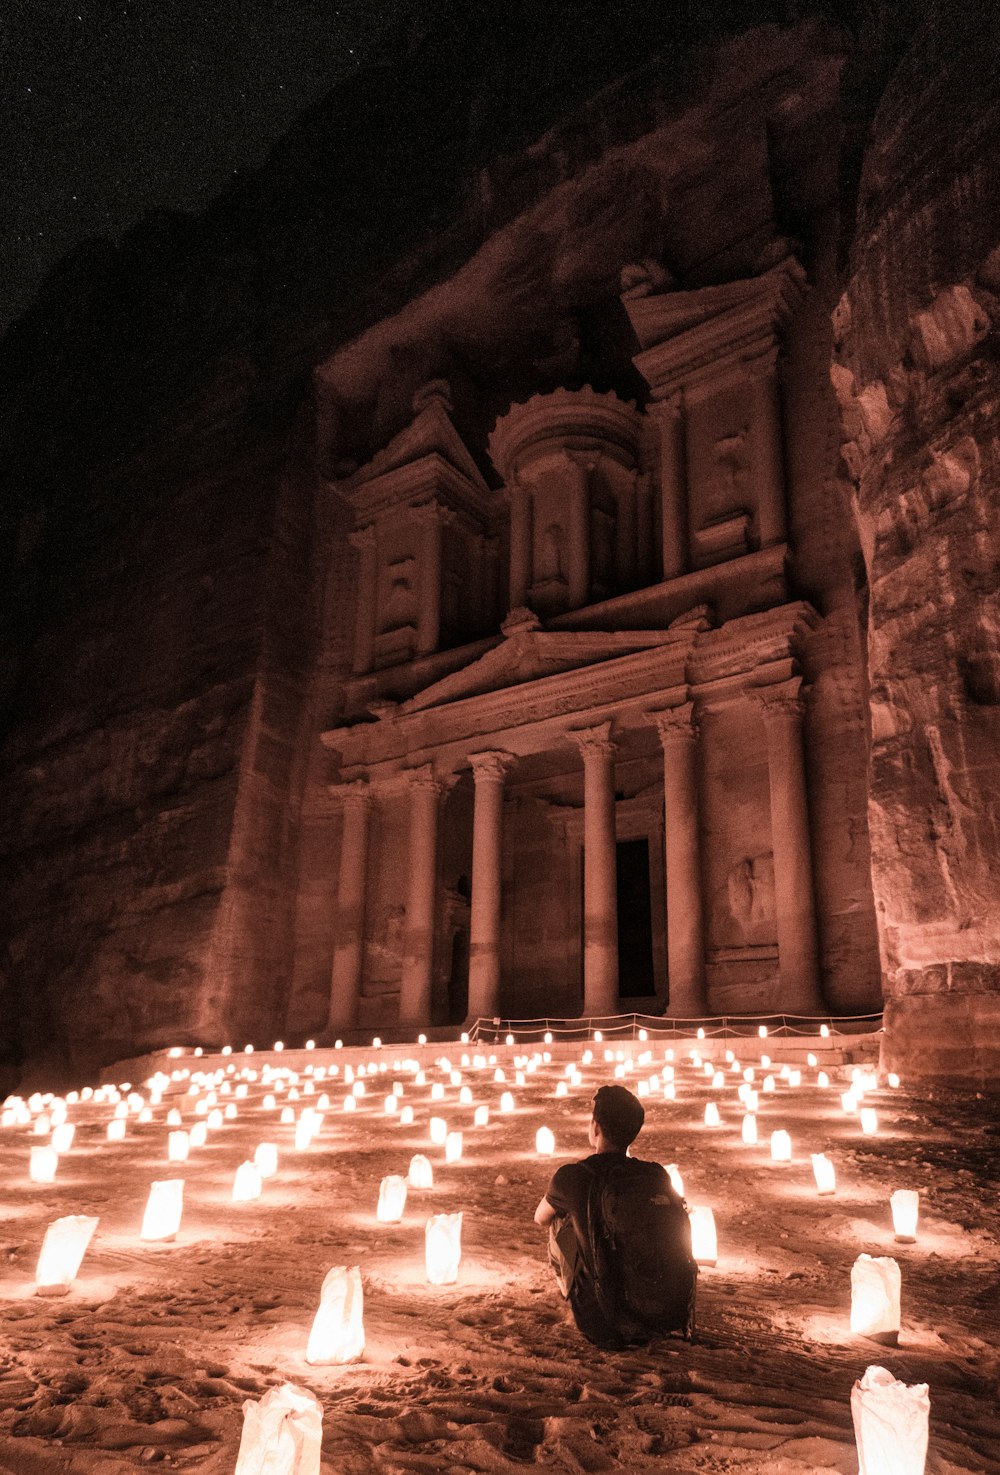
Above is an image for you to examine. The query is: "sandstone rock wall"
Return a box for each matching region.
[832,5,1000,1083]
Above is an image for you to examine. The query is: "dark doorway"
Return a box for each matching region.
[616,838,655,997]
[448,930,469,1024]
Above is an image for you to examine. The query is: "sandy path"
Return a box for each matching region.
[1,1043,998,1474]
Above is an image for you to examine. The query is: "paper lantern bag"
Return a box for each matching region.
[235,1381,323,1475]
[306,1264,364,1365]
[851,1364,929,1475]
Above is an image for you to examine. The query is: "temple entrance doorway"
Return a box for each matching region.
[616,837,656,998]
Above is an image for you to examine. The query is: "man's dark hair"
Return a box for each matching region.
[592,1084,644,1149]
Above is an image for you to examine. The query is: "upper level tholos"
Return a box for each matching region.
[324,255,807,711]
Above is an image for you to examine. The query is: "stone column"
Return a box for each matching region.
[573,723,619,1018]
[349,526,378,675]
[614,470,638,590]
[508,481,532,611]
[328,780,373,1032]
[748,354,787,548]
[468,751,516,1021]
[757,680,823,1013]
[415,503,442,657]
[566,454,592,609]
[655,703,707,1018]
[651,395,686,580]
[398,765,443,1030]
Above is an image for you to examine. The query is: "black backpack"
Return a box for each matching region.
[586,1157,698,1343]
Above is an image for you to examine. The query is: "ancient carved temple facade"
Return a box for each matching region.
[316,258,881,1032]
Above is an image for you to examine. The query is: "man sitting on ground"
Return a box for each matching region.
[534,1083,696,1347]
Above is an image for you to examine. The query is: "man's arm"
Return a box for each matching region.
[534,1195,557,1227]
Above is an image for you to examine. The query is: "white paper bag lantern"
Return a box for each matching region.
[235,1381,323,1475]
[851,1364,929,1475]
[377,1174,408,1223]
[342,1094,356,1113]
[811,1152,836,1194]
[107,1117,126,1142]
[890,1189,919,1243]
[400,1104,414,1125]
[408,1154,433,1189]
[689,1206,717,1267]
[770,1130,792,1161]
[189,1121,208,1148]
[306,1265,364,1364]
[851,1255,901,1342]
[536,1126,555,1156]
[167,1107,183,1127]
[704,1102,721,1128]
[425,1212,462,1284]
[860,1107,879,1135]
[429,1116,448,1145]
[30,1146,58,1184]
[473,1105,489,1127]
[499,1091,515,1113]
[741,1113,758,1145]
[207,1108,223,1131]
[762,1075,775,1094]
[817,1070,830,1088]
[35,1214,98,1294]
[168,1130,190,1162]
[141,1179,184,1241]
[664,1163,684,1196]
[254,1142,278,1178]
[384,1094,398,1115]
[445,1130,463,1163]
[51,1122,75,1153]
[233,1161,263,1202]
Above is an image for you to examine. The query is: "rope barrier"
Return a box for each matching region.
[467,1011,883,1043]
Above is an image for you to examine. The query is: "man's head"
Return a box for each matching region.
[590,1084,644,1151]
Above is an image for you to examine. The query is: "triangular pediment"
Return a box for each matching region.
[340,382,489,499]
[399,627,683,714]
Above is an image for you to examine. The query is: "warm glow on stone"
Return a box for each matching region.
[140,1179,184,1241]
[425,1213,462,1285]
[306,1265,364,1365]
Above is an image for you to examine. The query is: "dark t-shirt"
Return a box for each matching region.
[545,1151,629,1347]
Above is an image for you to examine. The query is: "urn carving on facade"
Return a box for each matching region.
[488,387,644,618]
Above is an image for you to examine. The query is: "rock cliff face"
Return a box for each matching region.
[0,1,995,1087]
[831,6,1000,1084]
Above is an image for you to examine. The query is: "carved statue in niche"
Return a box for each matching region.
[714,429,748,500]
[379,558,416,633]
[712,854,776,947]
[366,903,405,991]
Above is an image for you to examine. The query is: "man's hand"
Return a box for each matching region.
[534,1195,556,1227]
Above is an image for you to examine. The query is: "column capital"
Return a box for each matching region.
[403,762,446,798]
[469,750,517,785]
[653,701,698,746]
[754,677,806,724]
[571,721,616,762]
[647,390,684,420]
[330,778,373,810]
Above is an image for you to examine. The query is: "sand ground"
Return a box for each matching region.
[1,1039,998,1475]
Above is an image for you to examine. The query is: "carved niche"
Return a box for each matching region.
[488,387,644,618]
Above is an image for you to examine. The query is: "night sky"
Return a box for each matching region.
[2,0,402,334]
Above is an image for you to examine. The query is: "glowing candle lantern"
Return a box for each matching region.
[207,1108,223,1131]
[306,1265,364,1365]
[515,1070,526,1086]
[807,1052,817,1067]
[811,1152,836,1194]
[500,1091,515,1113]
[663,1082,676,1101]
[820,1023,830,1037]
[107,1118,126,1142]
[189,1121,208,1148]
[689,1206,717,1267]
[425,1213,462,1285]
[294,1116,314,1151]
[35,1213,99,1295]
[842,1090,858,1114]
[555,1081,568,1098]
[593,1030,602,1042]
[664,1163,684,1196]
[351,1081,365,1099]
[445,1131,463,1163]
[141,1179,184,1241]
[760,1054,771,1069]
[851,1364,929,1475]
[167,1108,183,1127]
[377,1174,408,1223]
[384,1094,398,1116]
[696,1028,705,1041]
[429,1116,448,1146]
[536,1126,555,1156]
[30,1146,58,1184]
[399,1105,414,1126]
[758,1025,768,1038]
[255,1142,278,1178]
[408,1154,433,1189]
[788,1070,802,1088]
[711,1071,725,1089]
[51,1122,75,1154]
[233,1161,263,1202]
[168,1130,190,1162]
[890,1189,919,1243]
[770,1130,792,1162]
[888,1072,901,1089]
[741,1114,758,1145]
[762,1075,776,1094]
[473,1105,489,1127]
[703,1061,714,1078]
[860,1107,879,1136]
[704,1102,721,1128]
[850,1255,901,1342]
[817,1071,830,1088]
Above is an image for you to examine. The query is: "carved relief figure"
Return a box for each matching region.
[713,854,776,947]
[366,903,406,989]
